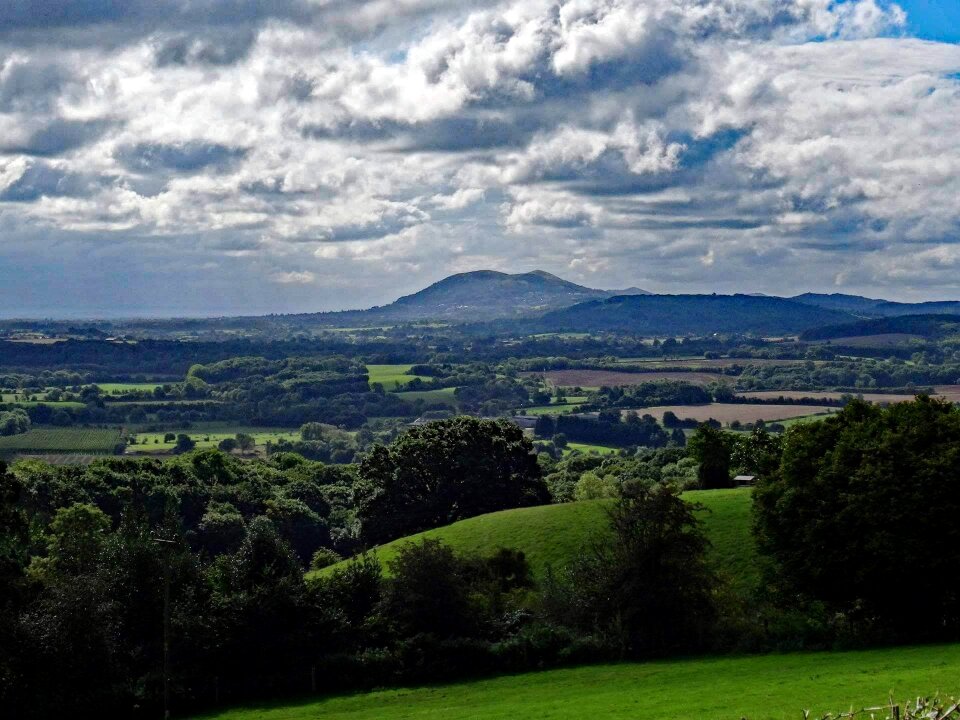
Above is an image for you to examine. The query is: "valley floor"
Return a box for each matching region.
[194,643,959,720]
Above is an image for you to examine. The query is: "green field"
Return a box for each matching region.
[95,382,164,394]
[366,364,432,389]
[776,412,836,428]
[395,387,459,406]
[314,489,757,592]
[0,428,122,454]
[562,442,620,455]
[0,396,85,408]
[520,396,589,415]
[131,426,301,451]
[193,643,960,720]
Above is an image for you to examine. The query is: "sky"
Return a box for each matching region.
[1,1,960,318]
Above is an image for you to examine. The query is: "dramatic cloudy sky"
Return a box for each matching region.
[1,0,959,317]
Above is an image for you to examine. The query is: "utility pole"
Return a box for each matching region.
[152,536,176,720]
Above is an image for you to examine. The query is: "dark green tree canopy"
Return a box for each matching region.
[544,483,716,657]
[687,423,732,489]
[357,417,548,545]
[754,397,960,637]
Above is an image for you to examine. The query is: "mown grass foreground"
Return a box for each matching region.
[193,643,960,720]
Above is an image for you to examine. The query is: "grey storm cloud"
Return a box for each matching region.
[1,0,960,317]
[0,60,70,113]
[153,31,259,67]
[116,141,249,174]
[1,118,114,157]
[0,161,108,202]
[0,0,317,33]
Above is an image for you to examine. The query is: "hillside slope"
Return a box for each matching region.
[313,489,757,595]
[530,294,853,335]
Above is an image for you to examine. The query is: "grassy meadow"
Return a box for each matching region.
[130,426,301,451]
[0,397,85,408]
[95,382,165,394]
[519,395,589,415]
[562,441,620,455]
[366,364,432,389]
[313,489,756,589]
[192,643,960,720]
[394,387,459,406]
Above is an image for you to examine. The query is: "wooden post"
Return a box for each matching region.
[311,665,316,693]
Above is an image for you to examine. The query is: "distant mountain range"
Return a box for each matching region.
[308,270,651,325]
[11,271,959,338]
[527,294,854,336]
[790,293,960,318]
[286,271,960,335]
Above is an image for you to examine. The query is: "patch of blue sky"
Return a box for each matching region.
[894,0,960,43]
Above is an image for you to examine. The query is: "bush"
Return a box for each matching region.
[310,547,343,571]
[0,409,30,436]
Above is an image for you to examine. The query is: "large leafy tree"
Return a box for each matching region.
[545,483,716,657]
[357,417,548,545]
[754,397,960,638]
[687,423,733,488]
[730,426,782,478]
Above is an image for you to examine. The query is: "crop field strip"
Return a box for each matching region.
[0,427,122,454]
[738,386,960,404]
[628,403,837,425]
[14,453,104,466]
[738,390,916,403]
[612,357,816,368]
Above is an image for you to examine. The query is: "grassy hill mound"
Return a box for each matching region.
[193,642,960,720]
[313,488,757,595]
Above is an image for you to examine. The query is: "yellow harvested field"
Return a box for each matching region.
[738,390,914,404]
[740,386,960,404]
[629,403,837,424]
[935,385,960,402]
